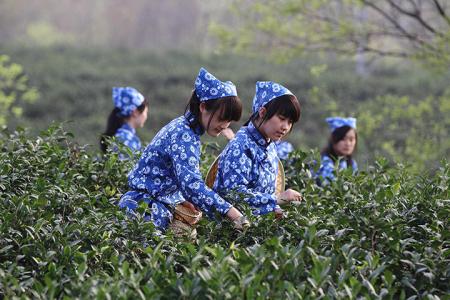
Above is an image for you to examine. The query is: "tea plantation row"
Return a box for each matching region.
[0,125,448,299]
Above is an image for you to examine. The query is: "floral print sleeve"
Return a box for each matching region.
[166,129,233,217]
[275,140,294,160]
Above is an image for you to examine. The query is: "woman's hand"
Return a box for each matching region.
[226,207,250,230]
[274,208,284,219]
[221,128,235,140]
[226,207,242,220]
[181,201,200,213]
[277,189,303,205]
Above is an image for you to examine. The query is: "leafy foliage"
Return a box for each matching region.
[0,55,39,125]
[357,92,450,172]
[1,125,448,298]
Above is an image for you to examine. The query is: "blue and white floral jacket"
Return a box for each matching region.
[126,112,233,217]
[115,123,142,154]
[314,154,358,184]
[214,122,281,215]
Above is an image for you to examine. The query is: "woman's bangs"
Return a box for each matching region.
[217,96,242,122]
[275,95,301,123]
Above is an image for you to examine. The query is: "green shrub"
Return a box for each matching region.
[0,125,448,298]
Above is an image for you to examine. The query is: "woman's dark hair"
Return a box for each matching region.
[321,125,358,166]
[100,99,148,153]
[185,90,242,131]
[246,94,301,130]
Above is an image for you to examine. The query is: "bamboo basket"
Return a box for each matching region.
[173,204,202,225]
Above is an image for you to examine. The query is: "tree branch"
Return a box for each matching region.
[432,0,450,25]
[362,0,428,47]
[359,45,409,57]
[261,30,411,58]
[305,11,342,27]
[388,0,444,37]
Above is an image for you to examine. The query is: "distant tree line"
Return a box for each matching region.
[0,0,230,51]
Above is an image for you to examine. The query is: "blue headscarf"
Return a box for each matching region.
[113,87,145,117]
[252,81,293,113]
[194,67,237,101]
[326,117,357,132]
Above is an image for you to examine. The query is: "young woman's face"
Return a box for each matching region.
[333,128,356,156]
[128,106,148,129]
[259,111,292,141]
[135,106,148,128]
[200,103,231,137]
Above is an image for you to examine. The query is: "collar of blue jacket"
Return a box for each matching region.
[184,111,205,136]
[247,121,270,148]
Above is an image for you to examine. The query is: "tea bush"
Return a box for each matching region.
[0,125,448,299]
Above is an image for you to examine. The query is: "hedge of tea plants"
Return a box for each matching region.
[0,125,448,299]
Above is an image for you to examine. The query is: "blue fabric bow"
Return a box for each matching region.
[326,117,357,132]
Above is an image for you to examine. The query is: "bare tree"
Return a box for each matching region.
[211,0,450,68]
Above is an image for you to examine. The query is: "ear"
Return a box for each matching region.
[199,102,207,113]
[258,107,267,120]
[130,108,140,118]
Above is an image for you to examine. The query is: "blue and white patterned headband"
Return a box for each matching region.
[112,87,145,117]
[326,117,357,132]
[194,67,237,102]
[252,81,293,113]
